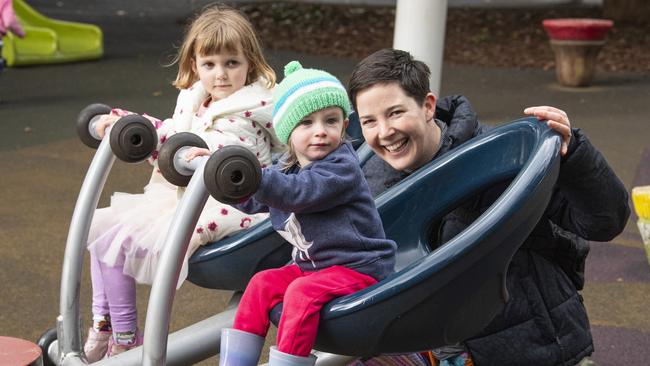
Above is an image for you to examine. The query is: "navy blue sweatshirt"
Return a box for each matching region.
[236,142,396,280]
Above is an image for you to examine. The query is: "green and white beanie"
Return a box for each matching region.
[272,61,352,144]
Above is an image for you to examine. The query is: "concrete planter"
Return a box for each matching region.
[543,18,613,87]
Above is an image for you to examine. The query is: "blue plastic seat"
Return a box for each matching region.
[311,118,560,355]
[188,117,560,355]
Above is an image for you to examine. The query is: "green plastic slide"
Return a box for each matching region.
[1,0,103,66]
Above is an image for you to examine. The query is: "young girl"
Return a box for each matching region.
[83,5,283,361]
[214,61,397,366]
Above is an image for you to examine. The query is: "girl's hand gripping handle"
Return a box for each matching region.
[158,132,210,187]
[76,103,113,149]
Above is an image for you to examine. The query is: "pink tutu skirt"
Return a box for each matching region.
[87,182,267,287]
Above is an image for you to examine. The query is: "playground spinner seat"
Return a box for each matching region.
[46,108,560,365]
[188,117,561,356]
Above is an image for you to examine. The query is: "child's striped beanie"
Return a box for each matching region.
[272,61,351,144]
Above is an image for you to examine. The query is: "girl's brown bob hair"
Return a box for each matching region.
[172,5,275,90]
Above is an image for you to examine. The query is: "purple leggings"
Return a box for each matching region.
[90,249,137,333]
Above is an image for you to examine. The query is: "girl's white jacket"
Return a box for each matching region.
[88,78,284,287]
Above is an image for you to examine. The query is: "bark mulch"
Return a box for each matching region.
[237,3,650,73]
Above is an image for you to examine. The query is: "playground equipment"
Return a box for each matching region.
[38,105,561,365]
[1,0,102,66]
[204,118,562,355]
[632,185,650,266]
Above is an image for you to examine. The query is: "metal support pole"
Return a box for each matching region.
[141,155,210,366]
[59,138,116,365]
[393,0,448,96]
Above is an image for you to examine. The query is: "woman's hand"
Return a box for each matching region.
[524,106,572,156]
[184,147,211,162]
[95,114,120,139]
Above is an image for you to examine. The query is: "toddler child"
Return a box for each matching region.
[215,61,397,366]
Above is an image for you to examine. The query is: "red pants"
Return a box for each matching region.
[233,264,377,356]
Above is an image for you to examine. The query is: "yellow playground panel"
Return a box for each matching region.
[632,186,650,266]
[1,0,103,66]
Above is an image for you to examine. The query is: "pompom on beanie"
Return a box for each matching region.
[272,61,351,144]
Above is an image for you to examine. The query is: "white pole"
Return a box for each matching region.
[393,0,448,96]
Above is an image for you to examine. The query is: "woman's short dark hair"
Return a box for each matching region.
[348,49,431,111]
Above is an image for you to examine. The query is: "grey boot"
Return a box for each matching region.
[268,346,317,366]
[219,328,264,366]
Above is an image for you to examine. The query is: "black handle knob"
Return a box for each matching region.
[109,114,158,163]
[76,103,112,149]
[158,132,209,187]
[204,145,262,205]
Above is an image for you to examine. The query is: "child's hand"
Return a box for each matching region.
[524,106,572,156]
[185,147,211,162]
[95,114,120,139]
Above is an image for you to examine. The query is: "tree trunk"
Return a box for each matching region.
[603,0,650,23]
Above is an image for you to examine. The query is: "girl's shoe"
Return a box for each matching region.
[83,327,112,362]
[105,330,143,357]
